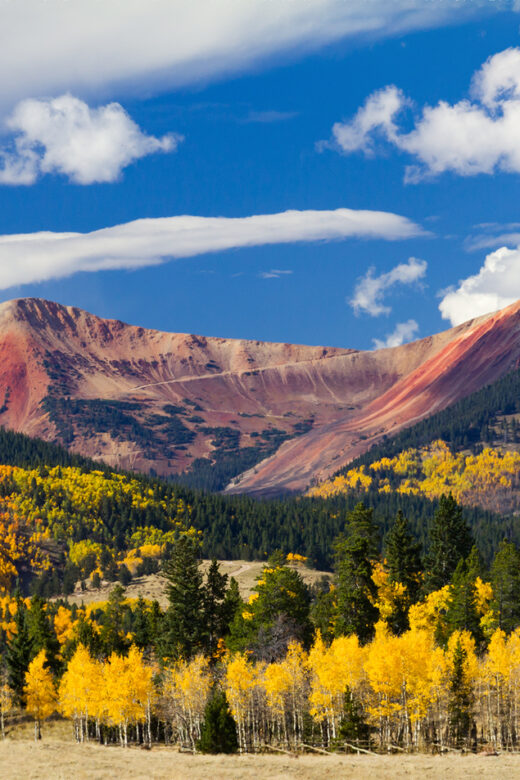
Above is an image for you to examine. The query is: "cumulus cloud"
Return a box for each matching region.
[0,207,423,290]
[350,257,427,316]
[0,1,498,112]
[439,245,520,325]
[372,319,419,349]
[0,95,178,185]
[328,47,520,181]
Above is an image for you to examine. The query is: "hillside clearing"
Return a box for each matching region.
[64,559,332,605]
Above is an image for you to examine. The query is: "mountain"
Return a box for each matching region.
[0,297,519,495]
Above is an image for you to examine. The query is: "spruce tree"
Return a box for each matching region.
[6,597,34,703]
[27,595,60,674]
[424,495,473,593]
[197,689,238,754]
[162,535,205,660]
[385,510,422,633]
[337,687,369,746]
[334,503,379,643]
[203,559,228,657]
[448,639,473,749]
[445,547,483,646]
[490,541,520,634]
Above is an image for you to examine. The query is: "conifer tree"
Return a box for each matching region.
[203,559,228,657]
[334,503,379,643]
[100,584,130,656]
[162,535,205,659]
[27,595,60,674]
[337,686,369,746]
[132,597,152,650]
[6,597,34,703]
[490,541,520,634]
[445,547,483,646]
[197,688,238,754]
[448,639,473,749]
[385,510,422,633]
[424,495,473,593]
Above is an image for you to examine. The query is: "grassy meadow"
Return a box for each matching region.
[0,718,517,780]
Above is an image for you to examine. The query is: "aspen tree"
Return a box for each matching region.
[0,671,13,739]
[24,649,56,741]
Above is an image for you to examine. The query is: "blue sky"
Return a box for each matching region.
[2,2,520,349]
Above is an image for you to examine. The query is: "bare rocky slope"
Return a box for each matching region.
[0,297,519,495]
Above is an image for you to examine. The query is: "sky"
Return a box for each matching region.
[2,1,520,350]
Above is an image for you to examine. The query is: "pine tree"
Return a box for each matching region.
[448,639,473,749]
[27,595,60,674]
[6,597,34,703]
[162,535,205,660]
[424,495,473,593]
[385,510,422,633]
[334,503,379,643]
[490,541,520,634]
[99,585,130,656]
[203,559,228,657]
[197,688,238,754]
[444,547,483,646]
[132,597,152,650]
[337,686,369,747]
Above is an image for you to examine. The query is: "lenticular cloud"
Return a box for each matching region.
[0,208,423,290]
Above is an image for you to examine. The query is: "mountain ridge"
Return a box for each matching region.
[0,296,518,494]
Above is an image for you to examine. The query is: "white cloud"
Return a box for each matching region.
[330,86,406,155]
[372,319,419,349]
[0,1,498,112]
[259,269,294,279]
[439,245,520,325]
[0,95,178,185]
[0,207,423,290]
[329,47,520,181]
[350,257,427,316]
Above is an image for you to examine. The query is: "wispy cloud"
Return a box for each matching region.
[325,47,520,182]
[372,319,419,349]
[243,110,299,124]
[349,257,427,316]
[0,207,423,290]
[0,95,179,186]
[0,1,496,113]
[259,269,294,279]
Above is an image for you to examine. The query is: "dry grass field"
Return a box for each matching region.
[0,721,517,780]
[0,738,517,780]
[64,559,332,606]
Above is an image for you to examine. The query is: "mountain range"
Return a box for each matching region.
[0,297,519,495]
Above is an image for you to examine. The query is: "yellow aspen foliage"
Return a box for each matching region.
[54,606,75,646]
[24,650,56,740]
[103,645,154,746]
[371,562,406,623]
[224,652,265,752]
[59,644,103,741]
[408,586,451,635]
[308,631,365,740]
[163,654,211,749]
[308,440,520,512]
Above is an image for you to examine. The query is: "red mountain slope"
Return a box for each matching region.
[0,297,519,493]
[226,300,520,495]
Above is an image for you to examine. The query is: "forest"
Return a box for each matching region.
[3,499,520,753]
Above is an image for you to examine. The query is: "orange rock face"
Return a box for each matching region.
[0,297,519,495]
